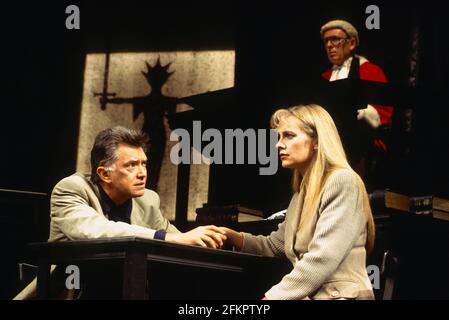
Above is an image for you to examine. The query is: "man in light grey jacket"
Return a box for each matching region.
[49,126,225,247]
[15,126,225,299]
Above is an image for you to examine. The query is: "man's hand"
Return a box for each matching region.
[166,225,227,249]
[357,105,381,128]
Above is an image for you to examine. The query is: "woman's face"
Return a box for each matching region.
[276,116,316,175]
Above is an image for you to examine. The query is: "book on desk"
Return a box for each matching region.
[385,191,449,221]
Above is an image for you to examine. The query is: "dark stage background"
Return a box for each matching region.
[2,1,448,202]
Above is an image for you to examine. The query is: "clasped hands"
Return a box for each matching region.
[166,225,244,250]
[166,225,227,249]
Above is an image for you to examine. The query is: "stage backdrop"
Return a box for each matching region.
[76,51,235,221]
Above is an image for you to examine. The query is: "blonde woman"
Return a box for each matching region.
[221,104,375,300]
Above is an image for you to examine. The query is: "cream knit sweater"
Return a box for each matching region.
[241,169,373,300]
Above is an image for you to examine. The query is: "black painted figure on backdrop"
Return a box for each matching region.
[99,58,178,191]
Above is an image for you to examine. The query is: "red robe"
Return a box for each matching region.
[322,61,393,151]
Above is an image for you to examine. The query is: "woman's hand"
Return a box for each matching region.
[166,225,227,249]
[218,227,243,250]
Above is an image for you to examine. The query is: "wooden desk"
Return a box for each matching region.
[29,237,289,300]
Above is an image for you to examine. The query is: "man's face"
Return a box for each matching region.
[323,28,356,66]
[106,144,147,203]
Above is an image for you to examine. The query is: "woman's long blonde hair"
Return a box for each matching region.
[271,104,375,253]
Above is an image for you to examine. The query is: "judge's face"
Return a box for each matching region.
[100,144,147,204]
[323,28,356,66]
[276,116,316,175]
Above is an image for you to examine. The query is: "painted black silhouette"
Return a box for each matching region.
[98,58,178,191]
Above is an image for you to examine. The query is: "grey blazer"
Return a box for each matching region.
[241,169,374,300]
[49,173,179,242]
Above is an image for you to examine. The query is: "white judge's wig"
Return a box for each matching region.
[320,20,359,46]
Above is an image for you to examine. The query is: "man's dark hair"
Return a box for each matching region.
[90,126,150,184]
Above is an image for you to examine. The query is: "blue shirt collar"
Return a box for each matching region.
[98,185,132,224]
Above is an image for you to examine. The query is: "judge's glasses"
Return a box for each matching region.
[323,36,348,47]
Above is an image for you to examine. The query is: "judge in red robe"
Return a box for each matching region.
[320,20,394,184]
